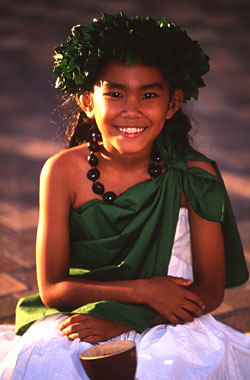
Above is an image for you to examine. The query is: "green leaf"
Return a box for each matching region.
[52,12,210,100]
[74,73,85,85]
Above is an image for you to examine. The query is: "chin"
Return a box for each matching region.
[115,141,148,155]
[103,134,153,156]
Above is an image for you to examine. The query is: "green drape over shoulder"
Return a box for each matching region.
[16,129,249,335]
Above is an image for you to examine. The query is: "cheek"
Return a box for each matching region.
[149,107,169,125]
[93,110,115,137]
[94,99,119,119]
[93,100,106,118]
[146,99,169,117]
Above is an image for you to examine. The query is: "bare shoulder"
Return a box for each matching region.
[40,144,90,208]
[41,143,89,181]
[186,160,218,177]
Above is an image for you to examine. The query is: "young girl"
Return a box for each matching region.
[1,12,250,380]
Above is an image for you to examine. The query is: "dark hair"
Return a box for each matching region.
[57,94,193,149]
[54,13,209,102]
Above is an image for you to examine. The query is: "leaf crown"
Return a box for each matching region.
[53,12,210,101]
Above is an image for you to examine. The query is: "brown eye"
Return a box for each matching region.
[143,92,158,99]
[105,92,123,98]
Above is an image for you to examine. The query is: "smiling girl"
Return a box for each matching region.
[0,12,250,380]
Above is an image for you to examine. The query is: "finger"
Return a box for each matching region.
[176,308,196,323]
[179,287,205,309]
[182,298,204,316]
[59,315,78,331]
[68,333,80,340]
[59,314,86,331]
[63,325,94,338]
[69,331,99,343]
[167,313,182,325]
[184,292,205,310]
[62,322,92,337]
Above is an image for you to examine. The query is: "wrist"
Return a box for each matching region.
[132,278,149,305]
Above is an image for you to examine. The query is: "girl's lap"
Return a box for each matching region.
[1,313,250,380]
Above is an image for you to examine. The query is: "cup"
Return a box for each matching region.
[79,340,137,380]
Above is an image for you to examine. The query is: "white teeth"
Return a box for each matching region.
[118,127,145,133]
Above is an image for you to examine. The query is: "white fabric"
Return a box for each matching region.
[0,208,250,379]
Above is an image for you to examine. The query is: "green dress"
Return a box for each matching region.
[15,129,249,335]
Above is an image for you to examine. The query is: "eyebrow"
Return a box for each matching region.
[141,82,164,90]
[103,81,164,90]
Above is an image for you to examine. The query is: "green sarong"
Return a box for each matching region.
[16,129,249,335]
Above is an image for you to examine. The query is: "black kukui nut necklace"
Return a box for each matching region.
[87,133,163,204]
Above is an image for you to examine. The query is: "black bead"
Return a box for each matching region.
[151,150,163,162]
[103,191,117,204]
[148,163,162,178]
[88,140,99,152]
[87,168,100,181]
[92,131,102,142]
[93,182,105,195]
[88,153,99,166]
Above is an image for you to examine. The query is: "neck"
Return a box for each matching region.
[100,141,153,171]
[86,136,163,204]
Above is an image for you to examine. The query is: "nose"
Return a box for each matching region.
[121,96,142,119]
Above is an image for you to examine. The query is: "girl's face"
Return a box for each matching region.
[80,61,183,156]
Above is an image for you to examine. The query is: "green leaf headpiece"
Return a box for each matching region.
[53,12,210,101]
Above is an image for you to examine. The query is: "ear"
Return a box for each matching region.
[165,89,184,120]
[77,93,95,119]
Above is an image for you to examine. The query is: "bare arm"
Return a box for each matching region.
[37,155,219,328]
[36,153,145,310]
[39,155,224,342]
[185,160,225,314]
[144,161,225,325]
[186,202,225,314]
[37,152,204,326]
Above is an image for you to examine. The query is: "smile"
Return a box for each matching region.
[117,127,145,134]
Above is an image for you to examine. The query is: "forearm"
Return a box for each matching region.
[40,276,146,310]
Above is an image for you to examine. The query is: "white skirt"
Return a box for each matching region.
[1,313,250,380]
[1,209,250,380]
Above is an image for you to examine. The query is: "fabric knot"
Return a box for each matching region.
[165,159,188,171]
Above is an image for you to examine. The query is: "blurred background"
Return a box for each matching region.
[0,0,250,330]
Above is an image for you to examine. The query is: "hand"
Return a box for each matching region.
[142,276,205,325]
[58,314,131,344]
